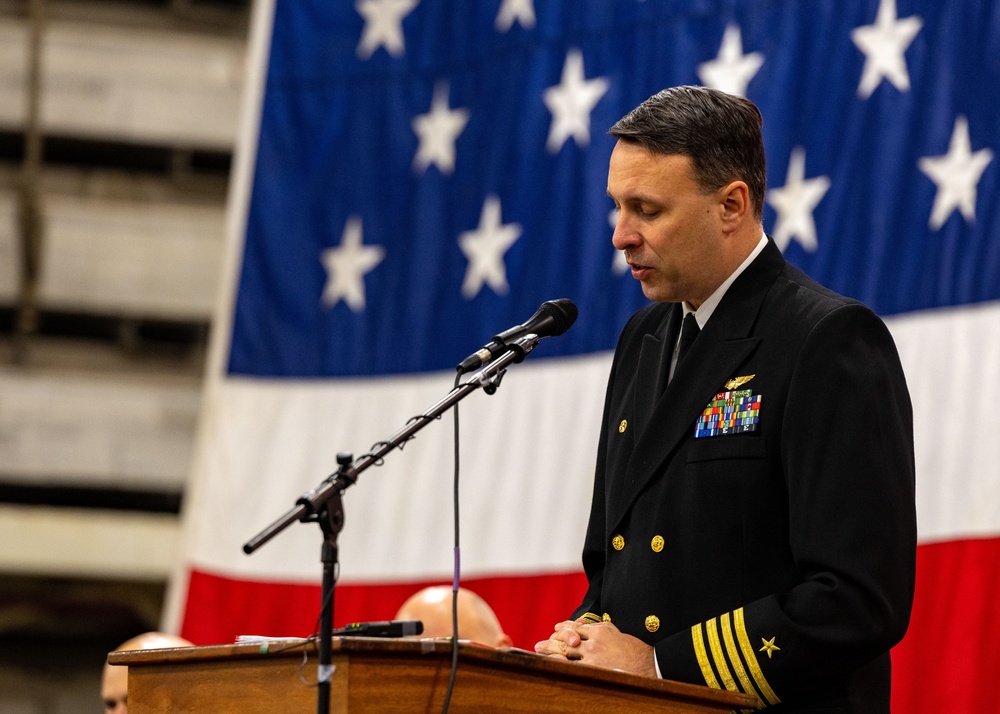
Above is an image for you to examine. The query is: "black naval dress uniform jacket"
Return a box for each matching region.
[573,239,916,712]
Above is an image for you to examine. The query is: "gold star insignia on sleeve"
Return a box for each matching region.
[759,636,780,659]
[725,374,755,390]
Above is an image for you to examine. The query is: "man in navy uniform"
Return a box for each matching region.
[535,86,916,711]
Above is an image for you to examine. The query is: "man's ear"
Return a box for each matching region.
[719,180,750,231]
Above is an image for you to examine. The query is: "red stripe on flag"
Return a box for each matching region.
[180,568,588,649]
[892,536,1000,713]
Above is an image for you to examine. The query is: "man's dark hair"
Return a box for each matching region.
[610,86,767,219]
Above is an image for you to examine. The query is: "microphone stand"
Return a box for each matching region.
[243,334,540,714]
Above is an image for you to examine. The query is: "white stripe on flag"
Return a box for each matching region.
[886,299,1000,544]
[182,352,609,583]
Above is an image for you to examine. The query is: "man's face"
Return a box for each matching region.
[607,141,727,306]
[101,663,128,714]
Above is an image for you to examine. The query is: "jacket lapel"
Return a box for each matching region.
[633,305,681,428]
[607,240,785,530]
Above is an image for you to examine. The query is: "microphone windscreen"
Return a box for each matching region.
[539,298,578,336]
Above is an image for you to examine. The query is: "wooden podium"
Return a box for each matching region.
[109,637,755,713]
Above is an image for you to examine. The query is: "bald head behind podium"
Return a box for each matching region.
[395,586,512,648]
[102,631,193,714]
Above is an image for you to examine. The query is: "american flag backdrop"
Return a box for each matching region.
[166,0,1000,710]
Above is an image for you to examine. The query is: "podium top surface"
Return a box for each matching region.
[109,636,756,710]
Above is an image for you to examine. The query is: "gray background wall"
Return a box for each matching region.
[0,1,250,710]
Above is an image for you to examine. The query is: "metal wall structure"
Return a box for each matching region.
[0,1,249,711]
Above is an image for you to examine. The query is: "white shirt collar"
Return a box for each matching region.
[683,233,768,329]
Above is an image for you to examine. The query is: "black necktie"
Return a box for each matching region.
[677,312,700,365]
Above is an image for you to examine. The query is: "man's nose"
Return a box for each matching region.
[611,212,641,251]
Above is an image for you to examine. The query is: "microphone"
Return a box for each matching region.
[456,298,578,373]
[334,620,424,638]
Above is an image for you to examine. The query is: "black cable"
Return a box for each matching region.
[441,371,463,713]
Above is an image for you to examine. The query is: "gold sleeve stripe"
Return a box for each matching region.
[720,611,764,709]
[706,617,739,694]
[579,612,602,624]
[691,622,722,690]
[734,608,781,706]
